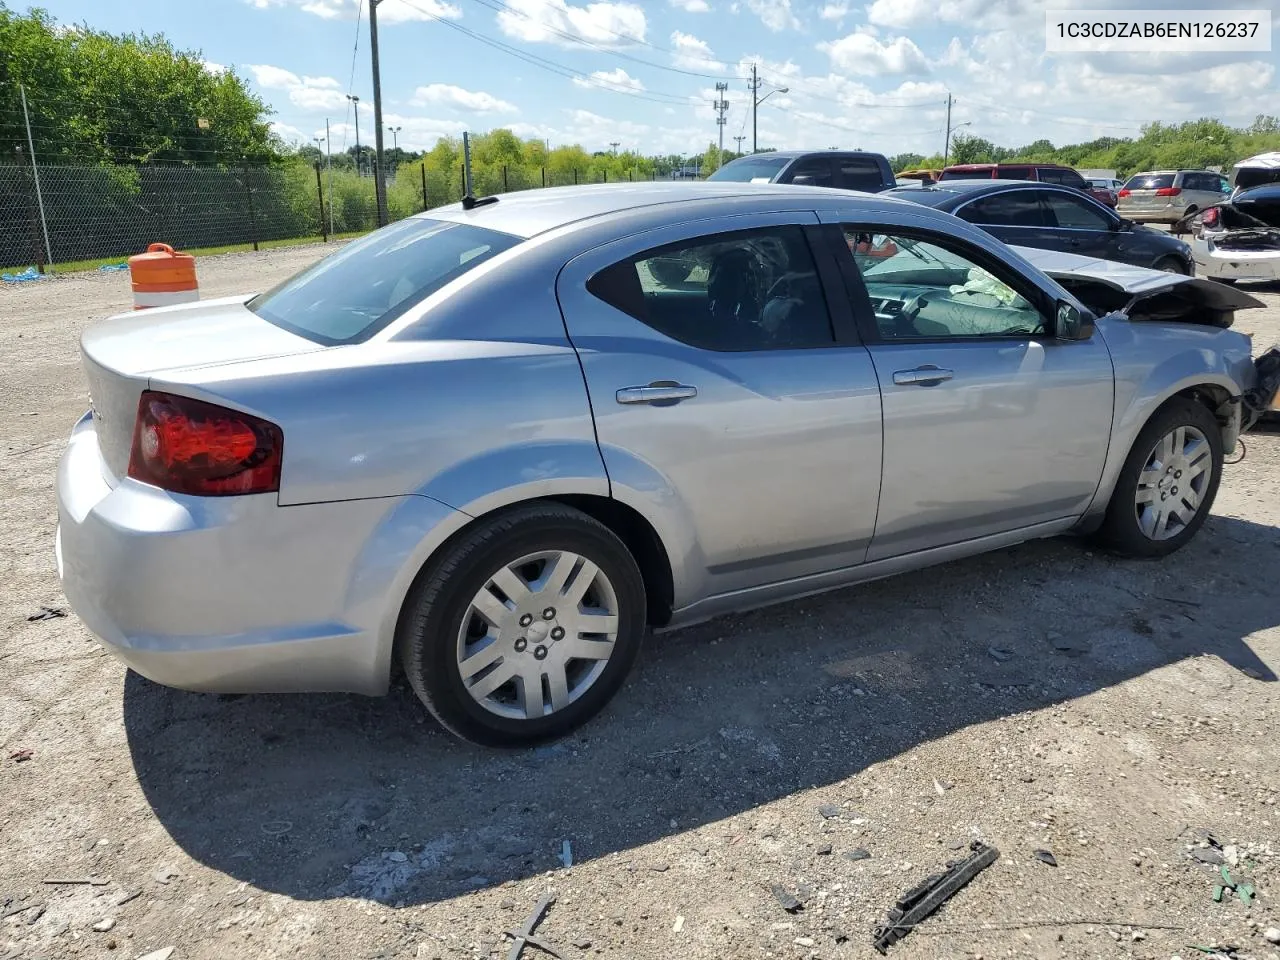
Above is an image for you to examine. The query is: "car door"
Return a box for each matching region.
[556,213,883,605]
[952,188,1056,250]
[1039,189,1123,260]
[816,215,1114,559]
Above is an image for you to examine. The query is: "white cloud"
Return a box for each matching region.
[270,121,308,145]
[201,59,227,75]
[668,0,710,10]
[818,1,849,19]
[818,32,928,76]
[411,83,517,113]
[247,0,461,21]
[746,0,799,31]
[573,67,645,91]
[325,114,469,152]
[248,64,350,111]
[671,30,726,71]
[495,0,646,47]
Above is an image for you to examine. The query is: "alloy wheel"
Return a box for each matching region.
[1134,424,1213,540]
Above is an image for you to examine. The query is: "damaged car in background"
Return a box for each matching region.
[1181,182,1280,285]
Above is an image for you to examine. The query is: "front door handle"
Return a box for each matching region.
[616,381,698,405]
[892,366,954,386]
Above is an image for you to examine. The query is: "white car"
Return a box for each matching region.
[1187,183,1280,283]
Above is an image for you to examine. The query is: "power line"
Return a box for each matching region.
[343,0,365,153]
[462,0,748,80]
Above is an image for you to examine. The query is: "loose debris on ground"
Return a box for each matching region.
[872,842,1000,953]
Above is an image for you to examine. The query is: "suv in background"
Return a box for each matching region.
[939,163,1091,191]
[1117,169,1231,224]
[708,150,896,192]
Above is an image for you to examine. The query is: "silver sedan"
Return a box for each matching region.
[55,182,1279,746]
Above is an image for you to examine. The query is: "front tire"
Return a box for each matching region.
[1096,398,1223,558]
[1154,256,1187,274]
[398,503,646,747]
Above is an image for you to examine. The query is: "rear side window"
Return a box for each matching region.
[1123,173,1175,190]
[837,157,888,191]
[250,218,521,344]
[586,226,834,351]
[956,192,1049,226]
[940,168,992,180]
[999,166,1034,180]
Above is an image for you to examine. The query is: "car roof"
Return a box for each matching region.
[885,179,1092,208]
[899,178,1078,194]
[422,181,912,239]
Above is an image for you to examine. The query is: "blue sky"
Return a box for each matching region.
[34,0,1280,158]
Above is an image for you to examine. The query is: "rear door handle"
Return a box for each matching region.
[616,382,698,405]
[892,366,954,386]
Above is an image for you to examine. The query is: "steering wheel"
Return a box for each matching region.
[901,294,928,320]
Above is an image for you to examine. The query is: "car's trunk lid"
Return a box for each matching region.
[80,295,324,482]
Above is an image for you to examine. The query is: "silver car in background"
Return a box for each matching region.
[55,183,1278,747]
[1118,169,1232,224]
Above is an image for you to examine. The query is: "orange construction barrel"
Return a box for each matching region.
[128,243,199,310]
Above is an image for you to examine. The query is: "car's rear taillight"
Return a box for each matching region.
[1201,207,1220,228]
[1155,186,1182,197]
[1118,189,1130,197]
[128,391,283,496]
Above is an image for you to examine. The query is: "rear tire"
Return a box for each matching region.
[1154,256,1187,274]
[1096,398,1223,558]
[398,503,646,747]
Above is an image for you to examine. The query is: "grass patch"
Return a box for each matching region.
[2,232,365,277]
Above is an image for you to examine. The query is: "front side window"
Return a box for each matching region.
[785,157,834,187]
[840,228,1046,340]
[586,226,835,351]
[956,192,1049,227]
[250,218,521,344]
[1042,192,1112,229]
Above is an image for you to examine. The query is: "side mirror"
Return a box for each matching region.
[1055,300,1094,341]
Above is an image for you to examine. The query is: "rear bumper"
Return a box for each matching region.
[1191,236,1280,281]
[55,412,466,696]
[1118,203,1186,223]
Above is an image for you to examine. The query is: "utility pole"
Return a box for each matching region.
[368,0,388,226]
[749,65,787,155]
[733,134,746,155]
[714,81,729,163]
[325,118,334,236]
[750,63,760,155]
[347,93,361,175]
[943,92,954,167]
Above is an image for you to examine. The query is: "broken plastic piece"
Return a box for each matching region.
[872,841,1000,953]
[504,893,563,960]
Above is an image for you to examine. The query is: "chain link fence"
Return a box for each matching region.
[0,155,666,272]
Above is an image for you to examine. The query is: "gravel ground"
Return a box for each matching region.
[2,245,1280,960]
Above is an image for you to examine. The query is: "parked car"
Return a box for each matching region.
[939,162,1090,191]
[885,179,1196,273]
[1229,152,1280,196]
[56,182,1278,746]
[1184,182,1280,283]
[708,150,896,192]
[1117,169,1231,224]
[897,168,942,185]
[1085,177,1120,207]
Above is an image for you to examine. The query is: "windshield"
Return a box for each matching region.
[249,218,522,344]
[707,156,789,183]
[1123,173,1175,191]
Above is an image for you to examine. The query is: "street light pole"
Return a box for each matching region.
[368,0,389,226]
[347,93,361,174]
[391,125,402,152]
[749,64,788,155]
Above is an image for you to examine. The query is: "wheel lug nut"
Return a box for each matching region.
[534,645,548,660]
[551,626,565,641]
[514,638,527,653]
[542,607,556,620]
[1175,470,1182,479]
[519,614,533,627]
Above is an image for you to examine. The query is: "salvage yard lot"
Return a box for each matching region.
[2,245,1279,960]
